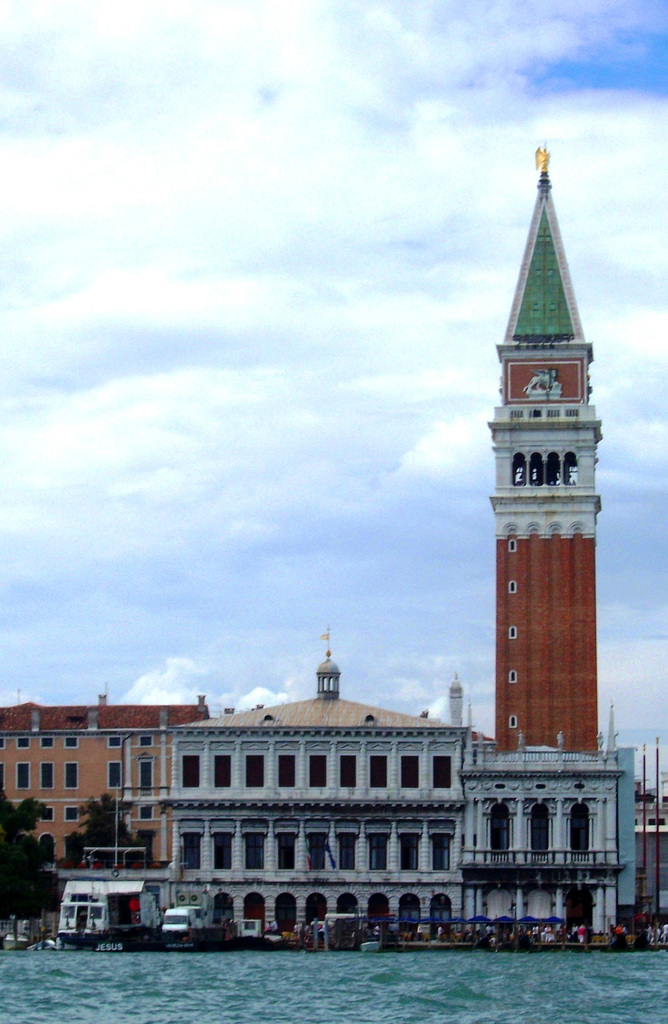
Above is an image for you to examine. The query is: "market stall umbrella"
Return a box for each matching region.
[468,915,491,924]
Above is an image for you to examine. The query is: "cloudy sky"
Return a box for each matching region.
[0,1,667,751]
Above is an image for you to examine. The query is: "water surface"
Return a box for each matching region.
[2,949,664,1024]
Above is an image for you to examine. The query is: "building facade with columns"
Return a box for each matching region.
[167,660,468,929]
[460,734,635,931]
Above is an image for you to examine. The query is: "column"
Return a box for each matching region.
[554,886,564,922]
[420,821,430,873]
[265,740,276,791]
[233,822,243,872]
[420,741,429,792]
[202,820,212,874]
[297,821,307,872]
[358,742,368,790]
[556,798,564,859]
[328,740,337,792]
[200,740,211,791]
[513,799,523,851]
[171,819,180,874]
[232,740,242,790]
[476,800,484,855]
[265,820,275,873]
[358,822,368,872]
[389,821,398,872]
[296,740,307,792]
[389,741,399,793]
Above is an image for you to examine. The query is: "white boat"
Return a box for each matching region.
[4,933,30,950]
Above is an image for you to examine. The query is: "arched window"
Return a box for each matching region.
[39,833,55,864]
[508,670,518,683]
[564,452,577,485]
[570,802,589,851]
[529,453,544,486]
[490,803,510,851]
[508,626,517,639]
[546,452,561,486]
[530,803,549,851]
[512,453,526,486]
[275,892,296,931]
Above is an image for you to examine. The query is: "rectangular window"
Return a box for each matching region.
[401,755,419,788]
[278,754,295,788]
[277,833,295,870]
[0,738,4,748]
[139,761,152,789]
[369,755,387,788]
[64,806,79,822]
[307,832,326,870]
[139,735,152,746]
[245,755,264,788]
[182,755,200,788]
[64,736,78,748]
[400,833,419,870]
[41,806,54,822]
[139,805,153,820]
[40,736,54,748]
[65,762,78,789]
[108,762,122,789]
[245,833,264,869]
[214,755,231,788]
[16,763,30,788]
[17,736,30,749]
[40,763,54,789]
[182,833,201,870]
[339,755,356,787]
[368,833,387,870]
[339,833,356,870]
[108,736,122,748]
[432,834,450,871]
[309,755,327,788]
[214,833,232,870]
[433,756,452,789]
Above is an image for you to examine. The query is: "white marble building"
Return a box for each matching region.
[167,659,468,929]
[460,724,636,932]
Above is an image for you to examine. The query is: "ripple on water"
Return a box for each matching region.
[1,949,666,1024]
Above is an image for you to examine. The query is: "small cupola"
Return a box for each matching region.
[316,647,340,700]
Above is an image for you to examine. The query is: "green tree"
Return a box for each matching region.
[65,793,138,864]
[0,796,52,917]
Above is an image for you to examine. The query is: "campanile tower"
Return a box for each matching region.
[491,151,601,751]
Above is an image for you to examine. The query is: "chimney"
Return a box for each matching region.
[159,706,168,729]
[198,695,209,719]
[98,693,108,706]
[30,708,40,732]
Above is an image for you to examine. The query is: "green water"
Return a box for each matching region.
[1,949,663,1024]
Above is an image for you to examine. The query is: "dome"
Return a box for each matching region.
[317,658,340,675]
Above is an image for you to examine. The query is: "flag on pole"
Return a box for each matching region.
[325,839,336,870]
[320,633,329,641]
[305,835,312,871]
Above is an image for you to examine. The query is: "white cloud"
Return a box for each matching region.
[0,1,663,740]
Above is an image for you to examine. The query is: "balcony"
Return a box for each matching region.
[462,848,616,867]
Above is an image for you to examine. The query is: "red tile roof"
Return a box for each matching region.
[0,702,209,732]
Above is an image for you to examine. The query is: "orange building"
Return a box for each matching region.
[0,696,209,863]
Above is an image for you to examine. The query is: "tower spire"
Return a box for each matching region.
[490,154,601,751]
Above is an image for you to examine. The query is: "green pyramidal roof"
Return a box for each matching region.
[513,209,574,340]
[505,173,583,345]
